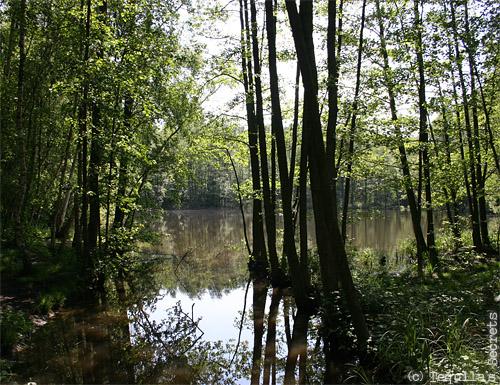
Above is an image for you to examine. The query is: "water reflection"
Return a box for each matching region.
[16,209,434,384]
[148,209,443,262]
[19,307,134,384]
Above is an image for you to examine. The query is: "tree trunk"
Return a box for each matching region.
[249,0,281,282]
[474,64,500,176]
[289,64,300,185]
[13,0,31,272]
[414,0,438,268]
[263,288,282,385]
[113,95,133,230]
[239,0,267,271]
[449,0,482,249]
[77,0,92,261]
[265,0,308,301]
[51,115,75,250]
[375,0,427,276]
[463,1,490,248]
[283,309,309,385]
[436,80,461,242]
[341,0,367,241]
[474,63,500,176]
[286,0,369,347]
[326,0,338,191]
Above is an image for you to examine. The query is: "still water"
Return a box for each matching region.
[16,210,440,384]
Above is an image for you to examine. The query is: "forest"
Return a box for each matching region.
[0,0,499,384]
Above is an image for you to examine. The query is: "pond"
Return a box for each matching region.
[15,209,445,384]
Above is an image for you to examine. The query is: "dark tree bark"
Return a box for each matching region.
[283,309,309,385]
[449,0,482,249]
[13,0,31,272]
[413,0,438,268]
[239,0,267,270]
[463,0,490,248]
[474,64,500,176]
[341,0,367,241]
[375,0,427,276]
[285,0,369,347]
[264,0,308,300]
[326,0,338,191]
[113,95,133,230]
[249,0,281,282]
[75,0,92,260]
[289,64,300,185]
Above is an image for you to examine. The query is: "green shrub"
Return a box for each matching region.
[396,237,417,260]
[0,358,14,382]
[35,291,66,314]
[0,307,32,353]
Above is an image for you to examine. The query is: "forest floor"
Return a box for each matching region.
[355,254,499,384]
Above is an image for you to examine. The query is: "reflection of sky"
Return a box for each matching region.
[149,286,253,343]
[142,284,289,385]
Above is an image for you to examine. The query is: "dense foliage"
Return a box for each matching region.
[1,0,498,383]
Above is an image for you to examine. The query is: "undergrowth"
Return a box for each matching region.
[352,261,499,384]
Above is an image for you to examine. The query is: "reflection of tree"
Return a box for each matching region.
[263,287,283,385]
[250,278,268,384]
[155,249,248,298]
[17,308,135,384]
[130,297,251,384]
[129,300,203,383]
[19,295,251,384]
[246,282,322,385]
[141,210,249,297]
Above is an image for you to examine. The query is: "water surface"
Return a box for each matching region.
[17,209,436,384]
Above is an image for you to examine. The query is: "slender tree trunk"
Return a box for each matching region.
[341,0,366,241]
[77,0,92,261]
[87,99,102,286]
[105,89,121,240]
[87,1,107,297]
[447,38,475,243]
[226,149,252,255]
[326,0,338,190]
[13,0,31,272]
[249,0,280,282]
[289,64,300,185]
[113,96,133,230]
[239,0,267,271]
[51,116,75,250]
[73,145,82,249]
[449,0,482,249]
[375,0,427,276]
[414,0,438,268]
[58,156,77,239]
[283,309,309,385]
[298,106,309,284]
[265,0,308,300]
[463,1,490,248]
[437,80,461,242]
[474,64,500,176]
[428,119,461,245]
[286,0,369,347]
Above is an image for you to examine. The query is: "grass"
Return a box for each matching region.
[349,259,499,384]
